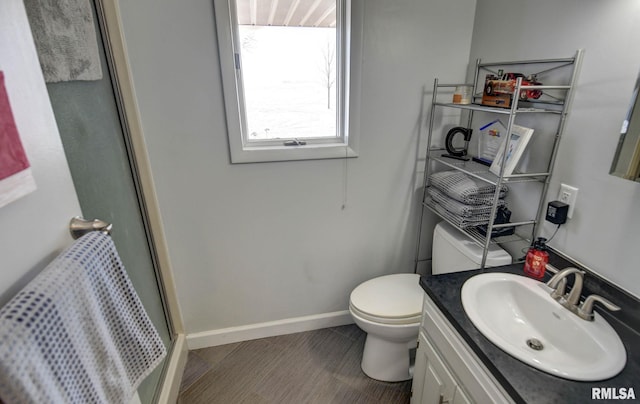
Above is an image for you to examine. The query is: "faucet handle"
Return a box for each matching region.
[578,294,621,321]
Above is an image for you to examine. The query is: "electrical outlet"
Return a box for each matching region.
[558,184,578,219]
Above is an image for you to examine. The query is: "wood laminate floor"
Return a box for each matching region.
[177,324,412,403]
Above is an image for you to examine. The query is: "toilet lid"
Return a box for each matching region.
[350,274,423,320]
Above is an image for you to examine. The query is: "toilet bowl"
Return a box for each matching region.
[349,223,512,382]
[349,273,423,382]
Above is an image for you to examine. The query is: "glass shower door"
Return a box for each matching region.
[34,2,173,402]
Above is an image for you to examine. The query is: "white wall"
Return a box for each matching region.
[116,0,477,334]
[470,0,640,298]
[0,0,82,305]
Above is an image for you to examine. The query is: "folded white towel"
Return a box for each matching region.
[429,170,507,205]
[0,232,166,403]
[426,198,494,228]
[428,187,506,218]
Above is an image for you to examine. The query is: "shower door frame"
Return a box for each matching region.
[93,1,187,402]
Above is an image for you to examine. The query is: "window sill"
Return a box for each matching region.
[229,142,358,164]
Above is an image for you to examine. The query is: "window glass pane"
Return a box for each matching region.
[238,25,337,140]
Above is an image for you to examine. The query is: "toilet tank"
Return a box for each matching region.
[432,221,512,274]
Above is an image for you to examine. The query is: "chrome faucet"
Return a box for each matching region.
[546,267,620,321]
[547,267,584,307]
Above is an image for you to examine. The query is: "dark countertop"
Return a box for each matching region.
[420,264,640,403]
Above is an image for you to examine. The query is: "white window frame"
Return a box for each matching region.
[213,0,362,163]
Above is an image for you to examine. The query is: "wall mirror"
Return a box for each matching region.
[610,70,640,182]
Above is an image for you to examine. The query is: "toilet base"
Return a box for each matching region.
[361,333,417,382]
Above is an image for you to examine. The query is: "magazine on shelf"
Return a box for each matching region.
[489,124,534,176]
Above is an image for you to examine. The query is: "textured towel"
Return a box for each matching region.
[428,187,506,218]
[24,0,103,82]
[426,198,494,228]
[429,170,507,205]
[0,232,166,403]
[0,71,36,208]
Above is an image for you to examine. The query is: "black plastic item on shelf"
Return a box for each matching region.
[472,156,492,167]
[441,127,473,161]
[477,206,516,238]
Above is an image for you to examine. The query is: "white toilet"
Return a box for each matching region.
[349,274,424,382]
[349,221,512,382]
[432,221,512,274]
[349,273,423,382]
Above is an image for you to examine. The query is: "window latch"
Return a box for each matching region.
[284,139,307,146]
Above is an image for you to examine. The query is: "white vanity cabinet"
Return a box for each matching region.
[411,294,514,404]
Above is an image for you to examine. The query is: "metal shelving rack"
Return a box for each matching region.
[414,50,584,272]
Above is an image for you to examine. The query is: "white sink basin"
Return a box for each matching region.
[461,272,626,381]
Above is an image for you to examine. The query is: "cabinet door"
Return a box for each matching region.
[411,331,470,404]
[411,342,446,404]
[452,386,472,404]
[411,331,429,403]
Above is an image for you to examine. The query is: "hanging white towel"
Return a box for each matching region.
[0,232,167,404]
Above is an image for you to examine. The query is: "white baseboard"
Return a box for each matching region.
[186,310,354,350]
[156,334,189,404]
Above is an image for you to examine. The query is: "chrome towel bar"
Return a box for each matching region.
[69,216,112,239]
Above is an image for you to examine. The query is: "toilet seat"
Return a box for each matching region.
[349,273,422,325]
[349,303,421,325]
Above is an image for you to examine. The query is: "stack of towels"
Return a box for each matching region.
[427,170,508,228]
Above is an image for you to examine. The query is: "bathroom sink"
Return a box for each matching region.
[461,273,626,381]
